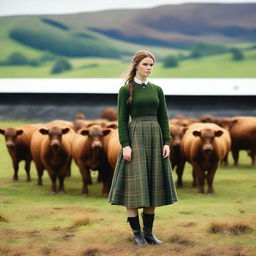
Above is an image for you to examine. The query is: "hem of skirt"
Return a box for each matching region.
[108,200,178,208]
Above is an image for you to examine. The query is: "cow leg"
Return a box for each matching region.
[192,168,197,188]
[221,152,229,166]
[80,166,90,196]
[193,163,205,194]
[231,147,239,166]
[249,147,256,166]
[176,161,185,188]
[58,175,65,192]
[101,168,114,197]
[12,160,19,182]
[50,174,57,193]
[66,158,72,177]
[206,163,219,194]
[36,164,44,186]
[25,158,31,182]
[88,170,93,184]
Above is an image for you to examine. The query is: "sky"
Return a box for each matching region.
[1,0,256,16]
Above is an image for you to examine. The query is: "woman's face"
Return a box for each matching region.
[136,57,154,78]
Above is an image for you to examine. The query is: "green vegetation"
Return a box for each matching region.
[189,42,227,58]
[230,47,244,61]
[10,27,122,58]
[51,59,73,74]
[163,55,179,68]
[0,121,255,255]
[0,17,255,78]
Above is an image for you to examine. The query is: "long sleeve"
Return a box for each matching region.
[117,86,130,147]
[157,86,171,145]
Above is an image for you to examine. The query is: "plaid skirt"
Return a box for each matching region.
[108,116,178,208]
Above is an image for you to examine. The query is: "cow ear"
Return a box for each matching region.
[215,130,223,137]
[80,129,89,136]
[0,129,5,135]
[17,129,23,136]
[39,128,49,135]
[107,123,118,129]
[193,130,201,137]
[232,119,238,125]
[103,129,111,136]
[183,127,188,134]
[62,128,70,134]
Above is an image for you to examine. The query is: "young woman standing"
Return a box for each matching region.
[108,50,178,247]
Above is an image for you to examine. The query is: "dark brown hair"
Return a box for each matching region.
[124,50,155,104]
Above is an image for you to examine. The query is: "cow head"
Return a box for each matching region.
[39,127,69,150]
[80,125,111,149]
[0,128,23,151]
[193,128,223,154]
[170,125,187,148]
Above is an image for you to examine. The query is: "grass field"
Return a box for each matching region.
[0,121,256,256]
[0,49,256,78]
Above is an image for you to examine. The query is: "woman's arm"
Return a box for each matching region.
[117,85,130,147]
[157,86,171,145]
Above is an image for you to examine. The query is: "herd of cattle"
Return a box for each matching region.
[0,107,255,196]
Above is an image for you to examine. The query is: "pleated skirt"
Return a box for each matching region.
[108,116,178,208]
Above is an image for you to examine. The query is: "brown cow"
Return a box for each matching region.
[208,116,256,165]
[106,128,121,170]
[72,125,113,197]
[226,116,256,165]
[0,124,41,182]
[181,123,231,194]
[100,107,117,121]
[169,124,188,187]
[31,126,73,192]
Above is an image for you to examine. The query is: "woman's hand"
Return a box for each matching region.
[123,146,132,162]
[162,144,170,158]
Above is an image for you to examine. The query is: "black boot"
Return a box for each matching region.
[127,215,148,247]
[141,213,163,245]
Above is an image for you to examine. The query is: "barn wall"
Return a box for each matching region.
[0,93,255,121]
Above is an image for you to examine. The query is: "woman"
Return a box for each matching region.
[108,50,178,247]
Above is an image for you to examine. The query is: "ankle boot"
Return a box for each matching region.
[141,213,163,245]
[127,215,148,247]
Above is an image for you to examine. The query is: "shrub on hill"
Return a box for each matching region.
[230,47,244,61]
[51,59,72,74]
[190,42,227,58]
[4,52,29,65]
[163,55,179,68]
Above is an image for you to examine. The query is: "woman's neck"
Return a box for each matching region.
[135,74,147,82]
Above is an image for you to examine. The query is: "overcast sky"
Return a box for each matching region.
[1,0,255,16]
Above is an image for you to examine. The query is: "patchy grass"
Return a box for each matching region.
[0,214,9,223]
[208,221,253,235]
[0,120,256,255]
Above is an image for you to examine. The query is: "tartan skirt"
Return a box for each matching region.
[108,115,178,208]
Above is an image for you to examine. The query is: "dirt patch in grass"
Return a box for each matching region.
[167,234,195,247]
[208,221,253,235]
[82,248,100,256]
[0,214,9,223]
[180,222,196,227]
[66,217,91,231]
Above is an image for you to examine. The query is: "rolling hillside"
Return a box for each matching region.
[0,3,255,78]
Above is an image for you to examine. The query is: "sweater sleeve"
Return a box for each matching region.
[117,85,130,147]
[157,86,171,145]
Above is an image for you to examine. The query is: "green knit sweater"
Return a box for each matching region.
[117,82,171,147]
